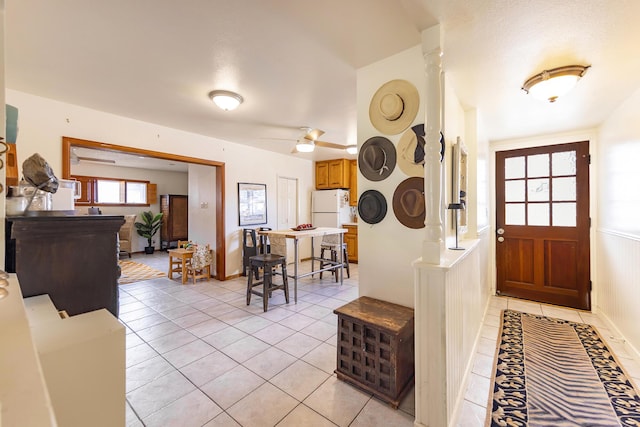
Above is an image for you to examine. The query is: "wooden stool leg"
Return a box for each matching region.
[262,265,272,312]
[332,249,339,283]
[319,247,326,279]
[247,265,254,305]
[343,245,350,279]
[281,261,289,304]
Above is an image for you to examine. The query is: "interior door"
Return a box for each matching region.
[495,141,590,310]
[277,176,298,263]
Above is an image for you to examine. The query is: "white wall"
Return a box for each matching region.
[5,90,315,278]
[188,163,216,264]
[596,86,640,357]
[356,45,466,308]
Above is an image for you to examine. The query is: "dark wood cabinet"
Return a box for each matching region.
[160,194,188,249]
[10,215,124,317]
[334,296,415,408]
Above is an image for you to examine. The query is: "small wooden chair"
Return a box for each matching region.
[186,244,213,284]
[170,240,191,273]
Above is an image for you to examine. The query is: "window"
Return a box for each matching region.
[73,175,151,206]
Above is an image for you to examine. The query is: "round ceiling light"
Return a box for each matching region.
[208,90,244,111]
[522,65,590,103]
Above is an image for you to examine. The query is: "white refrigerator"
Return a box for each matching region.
[311,189,352,228]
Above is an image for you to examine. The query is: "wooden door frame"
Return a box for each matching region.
[489,131,597,304]
[62,136,227,281]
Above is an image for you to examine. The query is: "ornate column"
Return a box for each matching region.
[421,26,443,264]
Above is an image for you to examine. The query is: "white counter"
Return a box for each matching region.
[0,275,58,426]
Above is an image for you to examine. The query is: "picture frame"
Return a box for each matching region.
[451,137,468,233]
[238,182,267,226]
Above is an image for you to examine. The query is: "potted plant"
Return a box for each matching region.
[134,211,163,254]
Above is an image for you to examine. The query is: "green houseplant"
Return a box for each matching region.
[135,211,163,254]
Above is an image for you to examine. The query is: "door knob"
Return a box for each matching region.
[497,236,505,243]
[497,228,505,235]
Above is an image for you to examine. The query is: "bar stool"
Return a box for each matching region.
[319,234,350,282]
[246,254,289,312]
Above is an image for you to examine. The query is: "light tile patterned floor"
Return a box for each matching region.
[122,253,415,426]
[123,252,640,426]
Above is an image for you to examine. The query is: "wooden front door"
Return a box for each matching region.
[495,141,590,310]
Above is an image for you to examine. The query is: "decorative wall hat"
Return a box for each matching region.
[397,124,444,177]
[358,136,396,182]
[393,177,425,229]
[358,190,387,225]
[369,79,419,135]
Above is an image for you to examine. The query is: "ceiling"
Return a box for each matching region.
[6,1,640,167]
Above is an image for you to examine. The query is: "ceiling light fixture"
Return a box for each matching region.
[296,138,315,153]
[346,145,358,155]
[522,65,590,103]
[208,90,244,111]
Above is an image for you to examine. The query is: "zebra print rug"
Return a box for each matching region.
[486,309,640,426]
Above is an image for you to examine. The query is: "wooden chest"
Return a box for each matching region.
[334,296,415,408]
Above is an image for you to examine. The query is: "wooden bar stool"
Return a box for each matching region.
[246,254,289,312]
[319,234,350,282]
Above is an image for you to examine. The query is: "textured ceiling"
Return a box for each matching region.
[6,0,640,164]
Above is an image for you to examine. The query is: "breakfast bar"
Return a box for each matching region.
[258,227,347,302]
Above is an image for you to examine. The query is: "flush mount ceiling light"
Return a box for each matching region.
[295,137,315,153]
[208,90,243,111]
[522,65,590,103]
[346,145,358,155]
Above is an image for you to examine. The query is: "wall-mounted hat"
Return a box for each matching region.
[369,79,419,135]
[358,136,396,182]
[358,190,387,225]
[397,125,445,177]
[393,177,425,229]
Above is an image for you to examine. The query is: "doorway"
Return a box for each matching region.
[495,141,590,310]
[277,176,298,264]
[61,136,227,281]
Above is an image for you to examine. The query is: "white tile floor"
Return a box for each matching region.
[122,252,640,427]
[121,253,415,427]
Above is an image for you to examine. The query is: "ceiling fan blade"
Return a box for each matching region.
[315,140,347,150]
[304,128,325,141]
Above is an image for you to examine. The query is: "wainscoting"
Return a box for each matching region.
[413,231,491,427]
[595,229,640,359]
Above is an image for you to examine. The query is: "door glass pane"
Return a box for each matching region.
[527,154,549,177]
[552,177,576,201]
[528,203,549,226]
[505,180,525,202]
[528,178,549,201]
[553,202,576,226]
[505,156,525,179]
[552,151,576,176]
[505,203,525,225]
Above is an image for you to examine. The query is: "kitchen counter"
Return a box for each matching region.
[342,222,358,227]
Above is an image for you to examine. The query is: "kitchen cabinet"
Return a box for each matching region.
[343,224,358,263]
[11,215,124,317]
[316,161,330,189]
[349,159,357,206]
[316,159,350,189]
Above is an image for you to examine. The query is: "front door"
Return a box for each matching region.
[495,141,590,310]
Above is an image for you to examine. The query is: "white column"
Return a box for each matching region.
[421,26,443,264]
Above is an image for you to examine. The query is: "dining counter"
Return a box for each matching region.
[258,227,347,302]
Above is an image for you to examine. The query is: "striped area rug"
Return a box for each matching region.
[119,260,166,285]
[486,309,640,426]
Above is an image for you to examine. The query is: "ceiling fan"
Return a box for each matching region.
[278,127,357,154]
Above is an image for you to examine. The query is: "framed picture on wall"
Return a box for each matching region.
[238,182,267,226]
